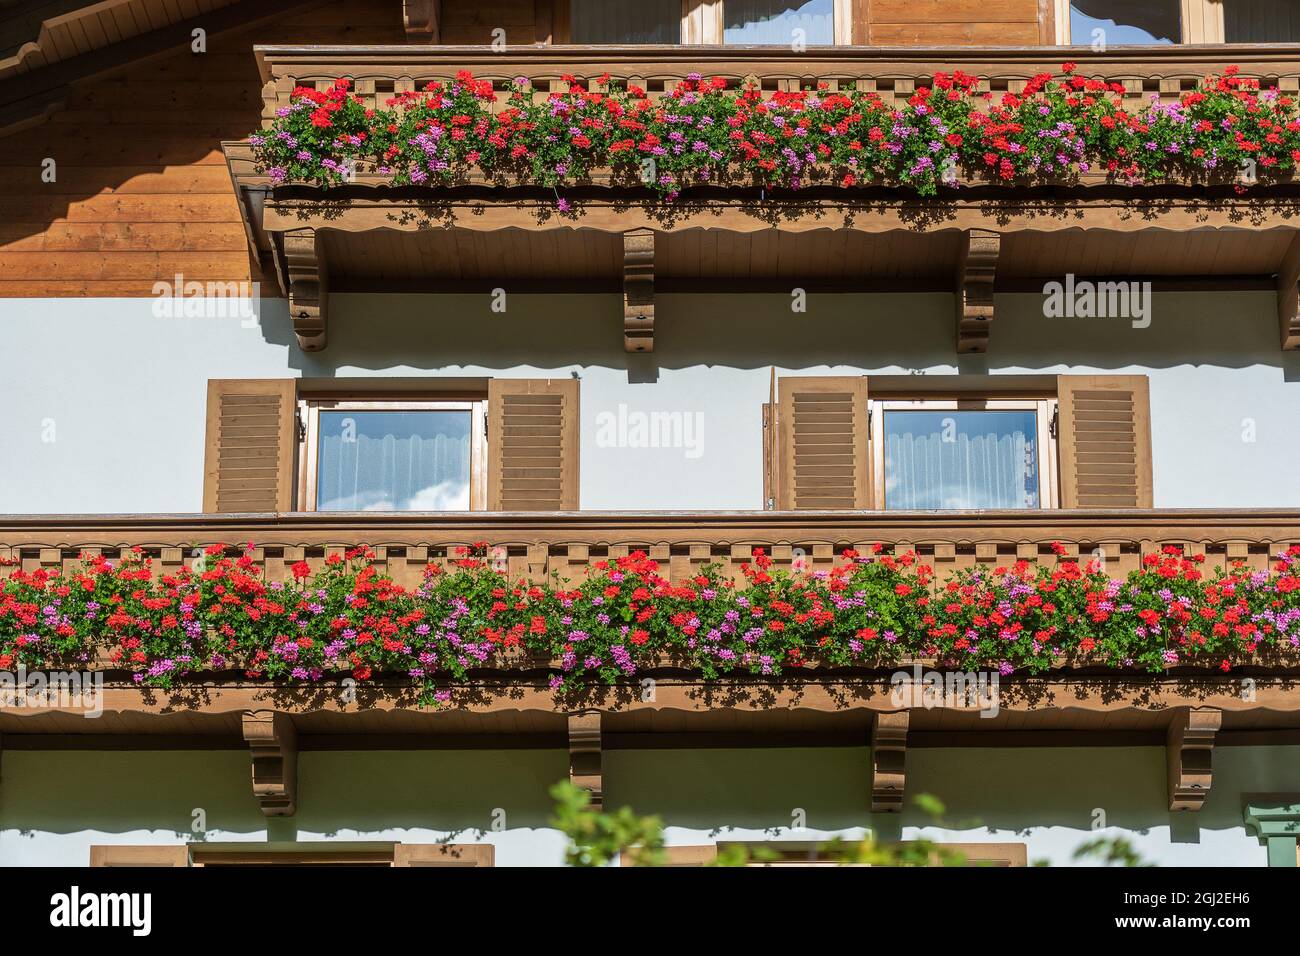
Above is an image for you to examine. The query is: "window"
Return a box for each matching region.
[770,375,1149,512]
[1066,0,1181,44]
[300,399,487,512]
[870,399,1058,511]
[204,378,579,515]
[724,0,836,44]
[628,841,1027,866]
[564,1,851,45]
[1224,0,1300,41]
[570,0,682,43]
[91,844,494,867]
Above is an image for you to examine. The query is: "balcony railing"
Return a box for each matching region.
[251,43,1300,122]
[2,508,1297,589]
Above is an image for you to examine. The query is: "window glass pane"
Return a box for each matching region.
[316,410,471,511]
[883,410,1040,510]
[725,0,835,44]
[1224,0,1300,41]
[1069,1,1180,44]
[570,0,680,43]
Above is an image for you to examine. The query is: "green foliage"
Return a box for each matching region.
[549,781,665,867]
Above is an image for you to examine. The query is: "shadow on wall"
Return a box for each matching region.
[604,746,1300,850]
[281,292,1300,380]
[0,750,565,838]
[3,747,1298,860]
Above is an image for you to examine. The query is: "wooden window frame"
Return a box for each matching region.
[639,840,1027,866]
[297,397,488,513]
[1055,0,1224,44]
[91,843,494,867]
[89,845,190,867]
[868,397,1060,511]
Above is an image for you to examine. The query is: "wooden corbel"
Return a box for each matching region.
[403,0,441,38]
[282,228,328,352]
[871,712,909,813]
[568,711,603,810]
[1276,233,1300,349]
[955,229,1000,352]
[242,711,297,817]
[623,228,655,352]
[1167,707,1221,811]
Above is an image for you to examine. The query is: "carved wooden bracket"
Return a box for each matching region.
[871,711,909,813]
[568,711,603,810]
[282,228,328,352]
[1277,233,1300,349]
[623,228,655,352]
[403,0,441,38]
[242,710,298,816]
[955,229,1000,352]
[1167,707,1221,811]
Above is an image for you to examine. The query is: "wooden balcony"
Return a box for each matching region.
[4,509,1300,811]
[222,45,1300,354]
[4,508,1300,587]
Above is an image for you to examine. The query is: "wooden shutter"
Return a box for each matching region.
[1056,375,1153,509]
[202,380,298,513]
[488,378,580,511]
[774,376,870,510]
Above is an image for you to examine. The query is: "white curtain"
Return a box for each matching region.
[885,426,1037,510]
[570,0,681,43]
[725,0,835,44]
[318,421,470,512]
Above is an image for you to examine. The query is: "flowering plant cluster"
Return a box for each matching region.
[249,65,1300,200]
[2,543,1299,701]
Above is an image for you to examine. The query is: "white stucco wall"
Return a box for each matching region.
[1,745,1293,867]
[2,290,1299,512]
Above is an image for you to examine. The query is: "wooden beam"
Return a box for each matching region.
[623,228,655,352]
[0,0,327,137]
[871,711,908,812]
[955,229,1000,353]
[1277,233,1300,349]
[242,710,297,816]
[403,0,441,40]
[568,711,603,809]
[281,228,328,352]
[1167,707,1221,811]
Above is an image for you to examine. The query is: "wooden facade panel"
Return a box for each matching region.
[0,0,406,297]
[869,0,1039,22]
[0,250,251,279]
[869,21,1042,44]
[866,0,1043,44]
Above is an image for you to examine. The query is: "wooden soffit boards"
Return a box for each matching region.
[0,0,326,135]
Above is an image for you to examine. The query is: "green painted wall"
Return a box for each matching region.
[2,745,1296,866]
